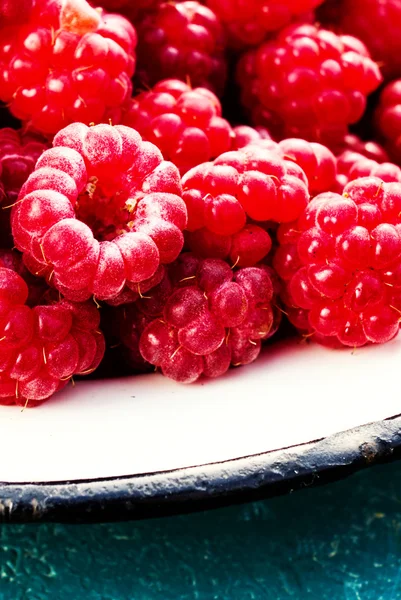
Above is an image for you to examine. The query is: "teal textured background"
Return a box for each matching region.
[1,462,401,599]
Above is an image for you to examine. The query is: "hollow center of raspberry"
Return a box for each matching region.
[76,177,140,241]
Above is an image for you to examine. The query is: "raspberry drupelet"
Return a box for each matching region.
[273,177,401,347]
[181,144,310,267]
[122,253,281,383]
[0,0,137,135]
[236,24,382,143]
[122,79,234,175]
[205,0,324,50]
[135,1,227,96]
[0,128,49,247]
[12,122,187,303]
[375,80,401,165]
[232,125,273,149]
[0,266,105,406]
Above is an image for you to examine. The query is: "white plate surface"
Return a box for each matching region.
[1,336,400,483]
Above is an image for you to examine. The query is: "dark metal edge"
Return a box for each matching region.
[1,416,401,524]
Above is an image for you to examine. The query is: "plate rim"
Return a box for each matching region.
[1,414,401,523]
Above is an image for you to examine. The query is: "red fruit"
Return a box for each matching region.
[135,1,227,96]
[113,253,281,383]
[0,128,49,248]
[181,144,309,265]
[0,0,137,135]
[12,123,187,302]
[319,0,401,81]
[232,125,273,150]
[375,80,401,165]
[122,79,234,175]
[336,150,401,191]
[237,24,382,143]
[274,177,401,347]
[205,0,324,49]
[0,266,105,406]
[331,133,389,164]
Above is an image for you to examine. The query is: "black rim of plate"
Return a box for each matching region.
[0,414,401,523]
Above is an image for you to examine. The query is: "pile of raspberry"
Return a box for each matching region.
[2,0,401,406]
[236,24,382,143]
[122,79,233,174]
[135,1,227,95]
[108,253,280,383]
[274,177,401,347]
[0,0,137,134]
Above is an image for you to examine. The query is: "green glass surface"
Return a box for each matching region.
[0,461,400,599]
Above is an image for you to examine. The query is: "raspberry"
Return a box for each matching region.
[0,248,49,306]
[122,79,234,175]
[205,0,324,49]
[0,0,137,135]
[12,122,187,302]
[181,144,310,266]
[273,177,401,347]
[375,80,401,165]
[232,125,273,149]
[0,128,49,247]
[331,133,389,164]
[237,24,382,143]
[319,0,401,81]
[135,1,227,96]
[116,253,280,383]
[0,0,34,26]
[0,266,105,406]
[336,151,401,192]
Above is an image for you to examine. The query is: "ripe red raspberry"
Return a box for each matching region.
[205,0,324,49]
[119,253,281,383]
[319,0,401,81]
[336,151,401,192]
[273,177,401,347]
[375,80,401,165]
[122,79,234,175]
[232,125,273,149]
[181,144,310,267]
[0,0,34,26]
[0,266,105,406]
[0,0,137,135]
[331,133,389,164]
[135,1,227,96]
[237,24,382,143]
[0,128,48,247]
[12,122,187,303]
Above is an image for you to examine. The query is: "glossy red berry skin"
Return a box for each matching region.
[331,133,389,164]
[95,0,160,23]
[122,79,234,175]
[237,24,382,143]
[0,0,137,135]
[136,1,227,96]
[181,144,310,266]
[12,123,187,303]
[274,177,401,347]
[0,266,105,406]
[205,0,324,49]
[117,253,281,383]
[375,80,401,165]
